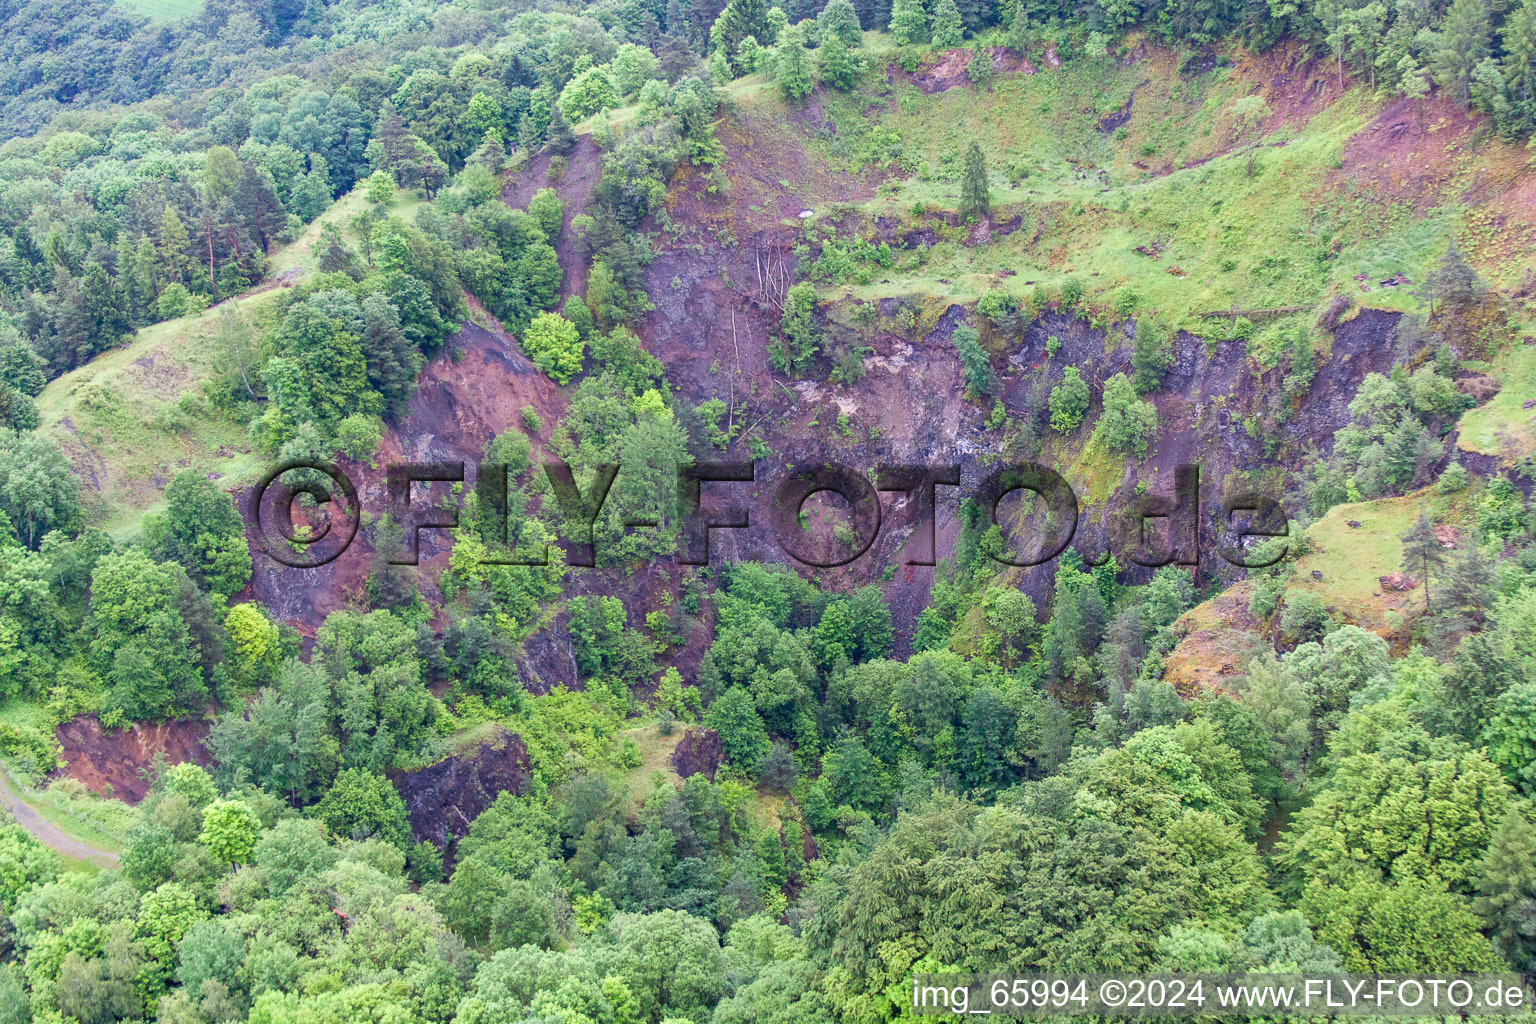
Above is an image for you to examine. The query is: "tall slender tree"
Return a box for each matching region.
[1400,505,1445,612]
[959,141,991,221]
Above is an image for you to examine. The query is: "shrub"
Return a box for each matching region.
[1048,366,1091,433]
[1093,374,1158,456]
[1280,590,1332,644]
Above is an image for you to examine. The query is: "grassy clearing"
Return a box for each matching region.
[771,41,1481,333]
[116,0,200,20]
[36,298,269,540]
[617,722,684,806]
[267,186,422,278]
[1289,489,1469,630]
[1,771,133,856]
[1457,342,1536,465]
[35,183,414,537]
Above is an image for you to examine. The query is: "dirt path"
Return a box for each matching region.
[0,772,118,866]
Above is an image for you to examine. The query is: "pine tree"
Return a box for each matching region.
[158,204,190,287]
[1400,505,1445,612]
[889,0,927,45]
[545,105,577,155]
[132,236,160,313]
[1473,806,1536,972]
[359,292,423,415]
[1441,530,1497,628]
[117,233,151,326]
[373,100,411,174]
[1426,241,1484,312]
[712,0,770,72]
[1131,315,1174,393]
[930,0,963,47]
[819,0,863,45]
[968,43,993,89]
[959,141,991,221]
[1428,0,1492,105]
[853,0,891,31]
[1502,0,1536,129]
[1005,0,1030,54]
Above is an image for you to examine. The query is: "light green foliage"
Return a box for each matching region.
[0,429,82,549]
[890,0,928,44]
[198,799,261,865]
[528,188,564,237]
[611,44,663,97]
[1048,366,1090,433]
[1093,373,1157,455]
[520,312,585,385]
[773,283,820,374]
[773,27,815,100]
[313,768,410,849]
[559,67,619,123]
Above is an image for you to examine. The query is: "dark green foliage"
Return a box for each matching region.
[959,141,991,221]
[705,686,771,771]
[1131,316,1174,393]
[773,283,820,374]
[953,323,991,396]
[313,768,410,848]
[1400,505,1445,612]
[145,471,251,599]
[713,0,772,72]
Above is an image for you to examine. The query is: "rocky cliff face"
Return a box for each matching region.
[670,727,722,781]
[56,716,209,803]
[394,726,530,861]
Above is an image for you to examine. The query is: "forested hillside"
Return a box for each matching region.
[0,0,1535,1022]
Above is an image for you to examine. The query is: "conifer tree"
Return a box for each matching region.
[158,204,190,287]
[889,0,927,45]
[546,105,577,155]
[819,32,863,89]
[953,323,991,396]
[713,0,771,72]
[819,0,863,45]
[1400,505,1445,612]
[931,0,963,46]
[968,43,993,89]
[959,141,991,221]
[774,26,814,100]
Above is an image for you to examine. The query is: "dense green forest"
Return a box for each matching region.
[0,0,1535,1022]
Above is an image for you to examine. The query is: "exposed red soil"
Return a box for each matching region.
[1232,40,1343,131]
[501,135,603,301]
[55,716,210,803]
[1330,94,1482,203]
[1329,93,1536,277]
[242,313,570,635]
[1163,580,1265,696]
[888,46,1037,94]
